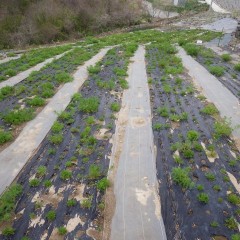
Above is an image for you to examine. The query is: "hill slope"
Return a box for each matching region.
[0,0,143,49]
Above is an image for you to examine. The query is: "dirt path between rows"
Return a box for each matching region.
[109,45,167,240]
[0,48,110,195]
[0,55,21,65]
[0,50,72,90]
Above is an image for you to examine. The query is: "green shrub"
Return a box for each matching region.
[232,233,240,240]
[234,63,240,71]
[51,121,64,133]
[205,172,215,181]
[67,199,77,207]
[60,170,72,180]
[184,43,200,56]
[0,86,14,100]
[58,226,67,235]
[88,65,101,74]
[29,178,40,187]
[55,72,73,83]
[114,67,127,76]
[171,167,194,189]
[221,54,231,62]
[0,184,22,222]
[225,217,238,230]
[3,108,34,125]
[27,96,45,107]
[110,102,121,112]
[89,165,101,179]
[214,120,232,138]
[49,134,63,145]
[174,155,184,165]
[193,143,203,152]
[153,123,170,131]
[0,130,13,144]
[197,184,204,191]
[81,198,92,209]
[227,193,240,205]
[46,210,56,221]
[79,97,99,113]
[157,106,169,117]
[187,130,199,142]
[210,221,219,227]
[213,185,221,191]
[2,226,15,236]
[36,166,47,177]
[182,149,194,159]
[209,65,225,77]
[43,180,52,188]
[5,69,17,77]
[197,193,209,204]
[97,178,110,191]
[201,104,219,115]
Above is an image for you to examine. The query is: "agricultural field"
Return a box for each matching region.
[146,42,240,239]
[0,29,239,240]
[183,43,240,98]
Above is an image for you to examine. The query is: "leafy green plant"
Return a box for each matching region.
[171,167,194,189]
[0,129,13,144]
[201,104,219,115]
[43,180,52,188]
[214,119,232,139]
[205,172,215,181]
[67,199,77,207]
[88,65,101,74]
[97,178,110,191]
[2,226,15,236]
[27,96,45,107]
[51,121,64,133]
[81,197,92,209]
[157,106,169,117]
[187,130,199,142]
[0,184,22,222]
[110,102,120,112]
[46,210,56,221]
[58,226,67,235]
[221,54,231,62]
[213,185,221,192]
[3,108,34,125]
[49,134,63,145]
[88,165,101,179]
[197,184,204,191]
[174,155,183,165]
[153,123,170,131]
[60,170,72,180]
[182,149,194,159]
[234,63,240,72]
[232,233,240,240]
[225,217,238,230]
[197,193,209,204]
[36,166,47,177]
[229,160,237,167]
[210,221,219,227]
[78,97,99,113]
[227,193,240,205]
[184,43,200,56]
[209,65,225,77]
[29,178,40,187]
[55,72,73,83]
[0,86,14,100]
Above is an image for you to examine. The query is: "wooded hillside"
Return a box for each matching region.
[0,0,143,49]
